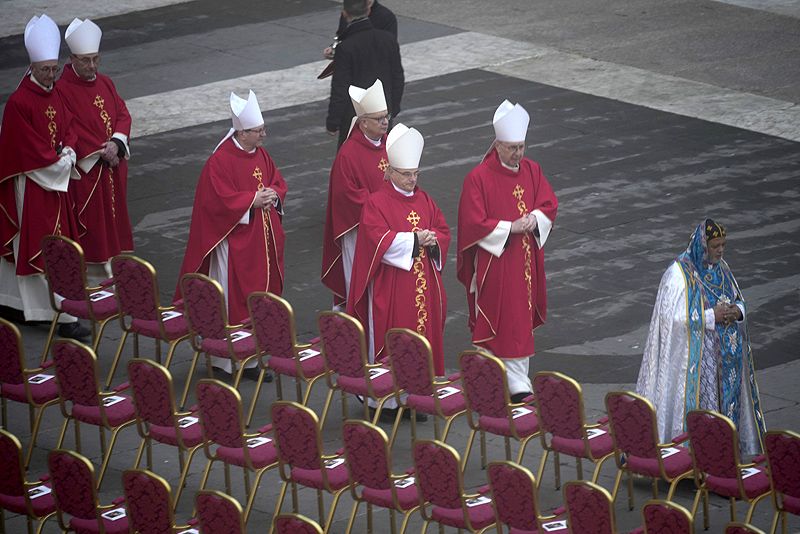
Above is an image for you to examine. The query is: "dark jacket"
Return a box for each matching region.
[326,18,404,145]
[336,0,398,38]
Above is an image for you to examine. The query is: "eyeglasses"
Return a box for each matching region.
[497,142,525,152]
[73,55,100,66]
[244,127,266,135]
[390,167,420,179]
[32,65,61,74]
[363,114,389,123]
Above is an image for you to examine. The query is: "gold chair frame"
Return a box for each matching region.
[0,429,56,534]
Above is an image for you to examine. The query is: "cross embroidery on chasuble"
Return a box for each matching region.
[406,210,428,335]
[512,184,533,311]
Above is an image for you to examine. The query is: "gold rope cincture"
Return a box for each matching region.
[512,184,533,311]
[253,167,271,281]
[45,106,62,235]
[406,210,429,336]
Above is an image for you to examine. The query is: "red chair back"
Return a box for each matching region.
[111,255,160,321]
[765,430,800,500]
[686,410,739,478]
[248,292,296,360]
[271,401,322,470]
[459,350,508,418]
[563,480,615,534]
[122,469,174,534]
[725,522,766,534]
[195,490,244,534]
[413,440,463,509]
[487,461,540,531]
[642,500,694,533]
[0,429,25,497]
[180,273,228,340]
[605,391,660,459]
[48,449,99,519]
[0,318,24,385]
[533,372,583,439]
[318,311,366,378]
[128,359,176,427]
[274,513,323,534]
[196,379,245,449]
[386,328,434,396]
[52,340,101,406]
[342,420,392,490]
[41,235,86,301]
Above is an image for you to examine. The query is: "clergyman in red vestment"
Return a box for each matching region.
[321,79,390,309]
[0,14,86,338]
[348,124,450,412]
[58,18,133,281]
[175,90,286,373]
[457,100,558,402]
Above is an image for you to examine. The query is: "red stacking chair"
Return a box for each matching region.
[341,420,419,534]
[271,400,351,531]
[0,429,56,534]
[318,311,397,430]
[107,254,190,388]
[179,273,260,409]
[533,371,614,489]
[605,390,694,509]
[686,410,771,529]
[195,489,245,534]
[484,460,568,534]
[246,291,326,427]
[459,350,540,470]
[122,469,194,533]
[274,513,323,534]
[0,318,60,468]
[195,378,277,523]
[563,480,617,534]
[763,430,800,534]
[51,339,136,489]
[726,522,767,534]
[413,439,496,532]
[127,359,203,508]
[630,499,694,534]
[386,328,467,448]
[40,235,119,362]
[48,449,129,533]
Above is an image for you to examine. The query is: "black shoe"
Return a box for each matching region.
[510,391,533,404]
[58,322,91,340]
[402,410,429,422]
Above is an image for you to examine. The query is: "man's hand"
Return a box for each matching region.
[416,229,437,247]
[323,47,335,60]
[510,215,534,234]
[100,141,120,166]
[714,302,740,325]
[254,188,277,208]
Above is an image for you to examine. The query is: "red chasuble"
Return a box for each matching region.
[457,149,558,359]
[175,138,287,323]
[347,181,450,374]
[0,75,78,275]
[57,65,133,263]
[321,128,389,305]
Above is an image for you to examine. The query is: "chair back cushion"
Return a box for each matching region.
[52,341,100,406]
[48,450,97,519]
[0,319,24,384]
[112,256,159,321]
[765,430,800,499]
[128,360,175,427]
[41,236,86,300]
[196,380,244,448]
[533,373,583,439]
[387,329,434,396]
[122,470,173,534]
[195,491,243,534]
[605,391,659,458]
[642,501,694,534]
[342,421,392,489]
[181,275,227,339]
[686,411,739,478]
[271,402,321,470]
[487,462,539,530]
[725,523,764,534]
[274,514,323,534]
[459,351,507,418]
[318,312,365,377]
[248,293,295,360]
[0,430,25,496]
[413,441,462,509]
[564,481,614,534]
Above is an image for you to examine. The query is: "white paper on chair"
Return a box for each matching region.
[89,290,114,302]
[177,530,199,534]
[586,428,607,440]
[324,458,346,469]
[542,519,568,531]
[511,406,533,419]
[368,367,390,380]
[660,447,681,459]
[465,495,492,507]
[101,507,127,521]
[177,416,199,428]
[28,485,52,499]
[161,310,182,321]
[394,476,415,489]
[436,386,460,399]
[102,395,126,407]
[740,467,761,479]
[246,436,272,448]
[298,348,320,361]
[229,330,252,343]
[28,373,55,384]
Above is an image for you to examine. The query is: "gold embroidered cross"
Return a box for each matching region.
[45,106,56,120]
[253,167,264,189]
[378,158,389,172]
[93,95,105,108]
[512,184,525,200]
[406,210,420,228]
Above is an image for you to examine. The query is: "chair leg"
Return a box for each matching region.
[173,446,201,510]
[576,457,583,480]
[179,350,202,410]
[91,317,115,355]
[268,481,289,534]
[291,481,299,512]
[25,401,57,469]
[133,332,140,357]
[703,489,710,530]
[652,478,659,499]
[627,471,635,510]
[388,405,403,449]
[163,336,188,369]
[155,338,162,365]
[745,492,770,523]
[133,438,146,469]
[590,453,613,483]
[479,430,487,469]
[105,330,129,389]
[609,469,623,506]
[198,459,214,491]
[367,502,373,533]
[769,511,779,534]
[433,413,440,440]
[275,374,284,401]
[40,312,61,364]
[536,449,550,486]
[317,489,325,527]
[389,508,397,534]
[730,497,737,522]
[302,375,325,406]
[461,429,477,472]
[96,422,134,489]
[243,466,269,524]
[74,420,82,453]
[224,462,232,494]
[345,500,360,534]
[554,451,561,489]
[324,489,348,532]
[318,388,334,432]
[56,418,70,449]
[246,367,267,428]
[504,437,511,461]
[295,378,303,403]
[666,471,692,500]
[398,508,418,534]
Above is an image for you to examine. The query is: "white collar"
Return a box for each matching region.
[232,136,257,153]
[363,132,382,146]
[29,72,52,92]
[391,181,414,197]
[500,159,520,172]
[71,64,96,82]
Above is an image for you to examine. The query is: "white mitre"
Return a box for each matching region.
[386,123,424,169]
[65,18,102,55]
[347,79,387,136]
[493,99,530,142]
[231,90,264,130]
[24,14,60,62]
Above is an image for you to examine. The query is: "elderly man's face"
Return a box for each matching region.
[707,236,726,264]
[30,60,60,87]
[237,125,266,151]
[71,53,100,80]
[359,111,389,140]
[388,167,419,193]
[495,140,525,168]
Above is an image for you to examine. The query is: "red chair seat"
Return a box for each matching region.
[61,295,119,320]
[407,386,467,416]
[783,494,800,515]
[269,353,326,378]
[130,316,189,340]
[479,411,539,438]
[0,484,56,517]
[200,334,256,359]
[147,420,204,448]
[626,447,693,478]
[706,468,770,499]
[551,427,614,459]
[336,367,394,397]
[509,528,542,534]
[1,378,59,404]
[291,460,350,491]
[72,398,135,427]
[70,512,130,533]
[216,439,278,469]
[430,499,495,530]
[360,481,419,511]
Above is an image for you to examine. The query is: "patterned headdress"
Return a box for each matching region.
[705,219,726,241]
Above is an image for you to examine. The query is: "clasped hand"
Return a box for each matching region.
[255,188,278,208]
[100,141,119,167]
[416,229,437,247]
[511,213,538,234]
[713,302,740,325]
